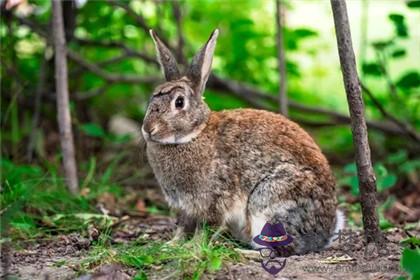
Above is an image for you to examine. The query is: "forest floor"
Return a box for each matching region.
[3,213,417,280]
[2,153,419,280]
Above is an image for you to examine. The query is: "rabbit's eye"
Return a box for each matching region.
[175,96,184,109]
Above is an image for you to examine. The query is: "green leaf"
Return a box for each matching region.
[387,150,408,165]
[379,217,394,230]
[389,13,408,38]
[407,0,420,9]
[293,28,318,39]
[133,271,148,280]
[372,40,393,50]
[344,163,357,173]
[375,163,388,177]
[396,72,420,89]
[80,123,106,138]
[377,174,397,191]
[392,49,406,58]
[401,236,420,248]
[400,160,420,173]
[208,254,222,271]
[349,176,359,196]
[362,63,382,76]
[401,248,420,279]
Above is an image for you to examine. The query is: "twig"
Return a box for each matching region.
[67,50,160,84]
[394,201,416,217]
[275,0,288,116]
[375,49,398,98]
[75,38,158,65]
[75,82,112,100]
[361,82,420,143]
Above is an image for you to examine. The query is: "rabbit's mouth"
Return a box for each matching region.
[142,125,177,144]
[141,123,206,145]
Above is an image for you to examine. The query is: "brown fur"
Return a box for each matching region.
[142,29,340,255]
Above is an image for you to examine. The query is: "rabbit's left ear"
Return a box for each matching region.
[187,29,219,95]
[150,30,181,81]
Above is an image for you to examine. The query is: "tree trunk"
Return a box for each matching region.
[275,0,288,116]
[52,0,79,194]
[330,0,382,244]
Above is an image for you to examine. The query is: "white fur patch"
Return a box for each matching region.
[249,214,268,249]
[145,122,207,145]
[157,135,177,144]
[141,126,149,141]
[224,197,247,240]
[326,209,346,247]
[175,126,204,144]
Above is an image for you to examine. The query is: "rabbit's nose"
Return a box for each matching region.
[149,126,158,136]
[143,124,158,136]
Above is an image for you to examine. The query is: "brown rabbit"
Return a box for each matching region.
[142,29,344,255]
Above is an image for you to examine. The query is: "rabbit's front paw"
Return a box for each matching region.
[166,226,186,246]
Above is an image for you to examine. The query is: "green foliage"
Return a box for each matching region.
[396,72,420,90]
[362,62,382,76]
[338,150,418,197]
[81,227,240,279]
[400,248,420,280]
[407,0,420,9]
[388,14,408,38]
[0,159,121,240]
[80,123,106,138]
[401,236,420,248]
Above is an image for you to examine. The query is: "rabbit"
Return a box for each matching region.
[141,28,345,255]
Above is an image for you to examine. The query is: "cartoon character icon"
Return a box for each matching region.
[253,222,293,276]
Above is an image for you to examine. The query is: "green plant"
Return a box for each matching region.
[0,158,122,240]
[80,227,241,279]
[399,248,420,280]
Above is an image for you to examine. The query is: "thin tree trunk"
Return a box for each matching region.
[330,0,382,244]
[52,0,79,194]
[275,0,288,116]
[27,57,47,162]
[172,1,186,66]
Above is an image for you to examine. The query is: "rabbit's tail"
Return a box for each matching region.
[325,209,345,248]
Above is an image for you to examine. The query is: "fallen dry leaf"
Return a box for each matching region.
[135,199,146,213]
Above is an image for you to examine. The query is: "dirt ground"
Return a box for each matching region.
[2,216,414,280]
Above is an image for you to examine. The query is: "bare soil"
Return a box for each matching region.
[2,216,414,280]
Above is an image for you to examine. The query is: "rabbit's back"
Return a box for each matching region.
[209,108,335,192]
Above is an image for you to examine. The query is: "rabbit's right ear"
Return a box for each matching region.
[187,29,219,95]
[150,30,180,81]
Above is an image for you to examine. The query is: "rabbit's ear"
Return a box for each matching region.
[150,30,180,81]
[187,29,219,95]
